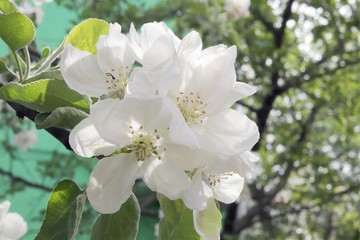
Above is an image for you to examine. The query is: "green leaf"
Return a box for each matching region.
[158,194,200,240]
[35,107,88,129]
[90,194,140,240]
[0,0,18,14]
[193,199,222,240]
[35,179,86,240]
[67,18,109,54]
[0,12,35,51]
[24,69,64,82]
[0,79,90,113]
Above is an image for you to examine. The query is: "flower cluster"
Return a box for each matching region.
[61,21,259,235]
[0,201,27,240]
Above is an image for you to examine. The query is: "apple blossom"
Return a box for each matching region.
[0,201,27,240]
[70,96,201,213]
[13,129,38,151]
[60,23,136,98]
[183,163,245,211]
[130,30,259,156]
[225,0,251,20]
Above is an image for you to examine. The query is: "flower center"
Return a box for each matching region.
[203,172,233,187]
[127,125,164,161]
[176,91,207,125]
[105,66,131,99]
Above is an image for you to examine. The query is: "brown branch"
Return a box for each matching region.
[274,0,295,48]
[236,100,257,113]
[0,167,53,192]
[7,101,72,151]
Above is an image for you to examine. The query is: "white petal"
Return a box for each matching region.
[183,171,212,211]
[128,23,143,61]
[60,44,108,97]
[128,66,181,97]
[141,158,190,199]
[227,82,257,105]
[69,117,118,157]
[142,34,176,71]
[91,96,198,149]
[178,31,202,62]
[189,52,237,114]
[193,199,221,240]
[230,151,259,179]
[1,212,28,239]
[0,200,10,219]
[196,151,258,179]
[196,109,259,155]
[96,23,135,72]
[211,173,244,204]
[164,145,212,170]
[86,154,138,214]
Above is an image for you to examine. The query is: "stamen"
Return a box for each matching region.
[104,66,131,99]
[176,91,207,125]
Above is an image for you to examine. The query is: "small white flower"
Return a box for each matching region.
[13,129,38,151]
[60,23,136,98]
[225,0,251,20]
[183,163,244,211]
[70,96,200,213]
[0,201,27,240]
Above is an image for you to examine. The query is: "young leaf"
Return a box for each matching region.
[67,18,109,54]
[0,79,90,113]
[0,12,35,51]
[90,194,140,240]
[35,107,89,130]
[0,0,18,14]
[157,194,200,240]
[41,47,51,59]
[35,179,86,240]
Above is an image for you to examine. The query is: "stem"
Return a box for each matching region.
[23,46,31,80]
[12,50,23,81]
[33,38,66,75]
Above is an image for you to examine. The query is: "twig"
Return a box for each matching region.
[0,168,53,192]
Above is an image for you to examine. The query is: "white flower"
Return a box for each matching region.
[131,30,259,157]
[0,201,27,240]
[183,161,245,211]
[225,0,251,20]
[128,22,181,96]
[182,150,257,212]
[70,96,201,213]
[13,129,37,151]
[60,23,136,98]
